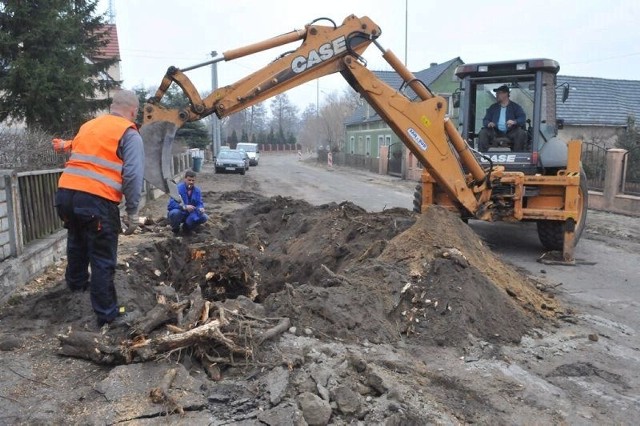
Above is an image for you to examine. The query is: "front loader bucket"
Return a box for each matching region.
[140,121,181,202]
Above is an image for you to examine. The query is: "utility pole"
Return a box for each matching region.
[210,51,222,157]
[404,0,408,66]
[107,0,116,24]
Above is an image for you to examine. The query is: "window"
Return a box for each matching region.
[377,135,384,158]
[349,136,355,154]
[365,136,371,156]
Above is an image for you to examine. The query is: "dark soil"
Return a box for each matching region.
[0,170,564,424]
[111,195,550,348]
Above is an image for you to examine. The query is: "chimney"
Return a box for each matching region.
[430,62,438,67]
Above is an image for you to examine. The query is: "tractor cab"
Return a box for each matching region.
[455,59,565,175]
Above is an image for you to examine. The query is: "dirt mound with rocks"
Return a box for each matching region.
[0,191,563,424]
[211,197,555,347]
[101,195,550,349]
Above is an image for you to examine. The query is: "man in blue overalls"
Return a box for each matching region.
[167,170,208,234]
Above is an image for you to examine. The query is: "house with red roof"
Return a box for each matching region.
[93,23,122,97]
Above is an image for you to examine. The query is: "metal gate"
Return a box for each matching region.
[622,146,640,196]
[581,142,607,191]
[387,143,402,177]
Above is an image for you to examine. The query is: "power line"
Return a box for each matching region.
[565,51,640,66]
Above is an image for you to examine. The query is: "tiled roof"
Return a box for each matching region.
[557,75,640,126]
[93,24,120,60]
[345,57,462,125]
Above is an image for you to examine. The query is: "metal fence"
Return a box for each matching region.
[2,152,194,257]
[581,142,607,191]
[622,147,640,196]
[17,169,64,245]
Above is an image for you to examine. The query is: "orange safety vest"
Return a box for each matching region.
[58,115,137,203]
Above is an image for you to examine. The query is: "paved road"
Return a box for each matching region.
[257,154,415,212]
[253,153,640,333]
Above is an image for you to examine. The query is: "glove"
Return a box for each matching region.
[52,138,71,152]
[123,213,139,235]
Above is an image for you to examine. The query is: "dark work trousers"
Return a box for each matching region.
[55,189,121,323]
[477,126,528,152]
[167,208,208,232]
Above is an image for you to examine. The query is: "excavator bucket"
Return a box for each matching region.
[140,120,182,202]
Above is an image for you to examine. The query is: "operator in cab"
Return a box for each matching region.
[477,85,527,152]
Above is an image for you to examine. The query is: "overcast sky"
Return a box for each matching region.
[100,0,640,111]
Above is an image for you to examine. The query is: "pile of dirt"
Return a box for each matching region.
[2,193,559,353]
[0,189,568,424]
[111,196,559,350]
[209,198,556,347]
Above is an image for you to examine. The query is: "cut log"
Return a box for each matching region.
[130,303,175,336]
[57,331,126,364]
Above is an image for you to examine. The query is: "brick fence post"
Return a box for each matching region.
[603,148,627,209]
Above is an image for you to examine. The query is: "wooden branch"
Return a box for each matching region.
[149,368,184,415]
[131,316,251,357]
[257,317,291,346]
[130,303,175,336]
[165,324,186,333]
[181,285,205,328]
[320,264,350,285]
[57,305,254,366]
[200,301,211,324]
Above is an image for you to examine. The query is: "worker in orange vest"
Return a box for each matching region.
[53,89,144,328]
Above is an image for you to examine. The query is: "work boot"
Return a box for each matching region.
[97,306,133,329]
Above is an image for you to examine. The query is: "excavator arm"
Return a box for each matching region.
[141,14,494,215]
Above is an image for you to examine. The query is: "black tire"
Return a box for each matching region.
[240,169,245,176]
[536,169,588,250]
[412,184,422,213]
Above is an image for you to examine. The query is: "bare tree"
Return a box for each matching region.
[297,104,323,151]
[269,94,299,143]
[222,102,268,144]
[0,126,66,170]
[298,88,359,152]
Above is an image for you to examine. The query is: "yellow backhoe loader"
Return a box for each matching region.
[140,15,586,264]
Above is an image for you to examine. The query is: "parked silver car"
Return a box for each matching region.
[215,150,246,175]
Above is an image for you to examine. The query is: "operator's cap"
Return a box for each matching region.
[493,85,510,94]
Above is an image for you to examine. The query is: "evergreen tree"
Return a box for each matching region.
[177,121,210,150]
[277,126,286,145]
[230,129,238,147]
[0,0,117,133]
[287,132,296,145]
[134,86,150,124]
[156,85,211,149]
